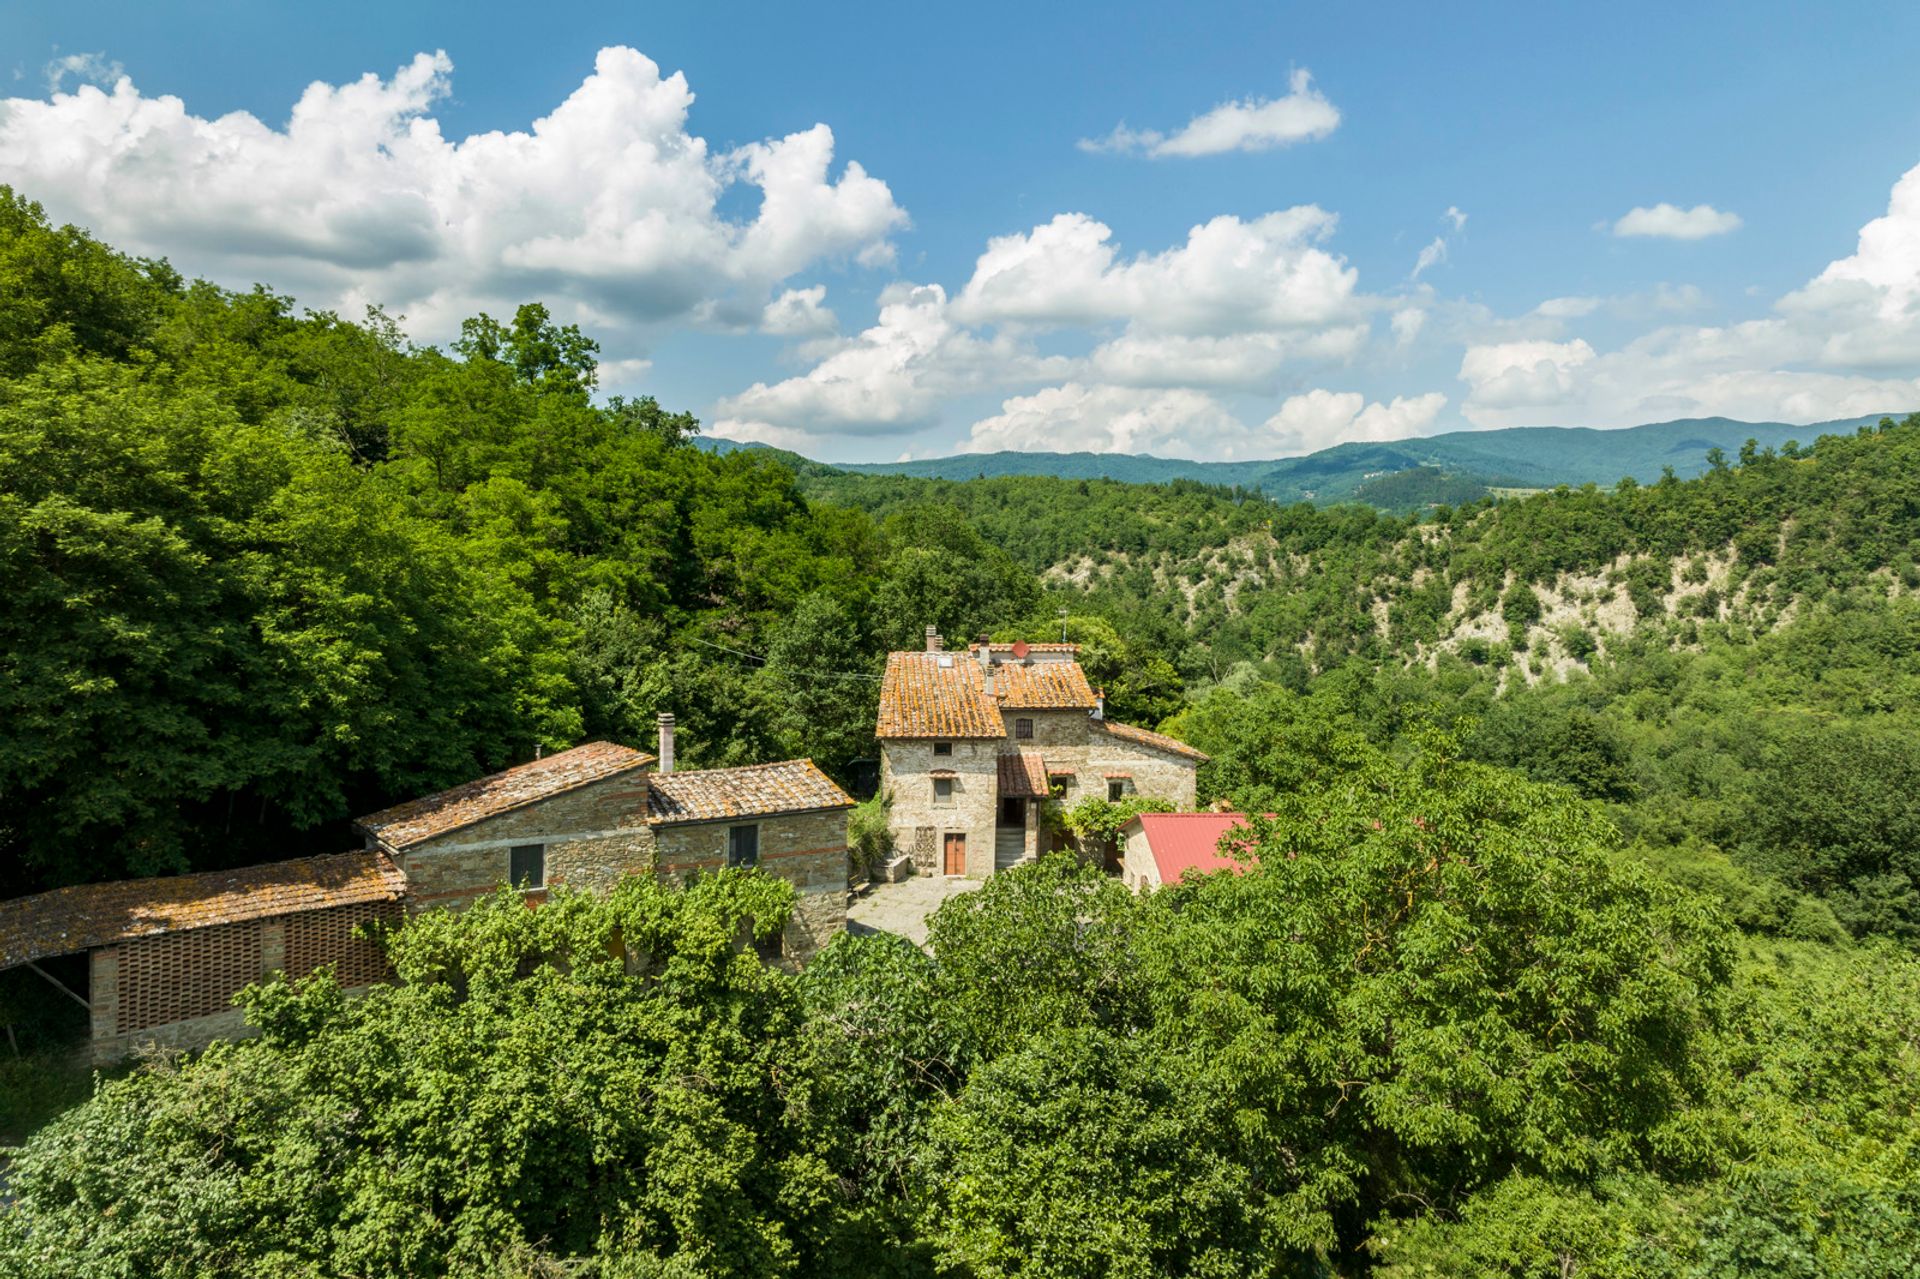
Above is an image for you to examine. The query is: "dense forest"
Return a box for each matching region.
[4,193,1920,1275]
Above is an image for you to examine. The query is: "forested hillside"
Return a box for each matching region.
[0,191,1035,895]
[764,413,1893,507]
[5,194,1920,1276]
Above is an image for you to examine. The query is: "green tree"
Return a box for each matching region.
[1742,721,1920,937]
[0,875,869,1278]
[1139,735,1734,1256]
[920,1027,1275,1279]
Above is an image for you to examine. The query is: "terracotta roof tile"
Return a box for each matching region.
[646,759,853,826]
[0,851,408,970]
[966,642,1081,654]
[1099,719,1210,762]
[998,750,1050,798]
[877,652,1006,738]
[357,742,654,849]
[879,646,1102,738]
[996,660,1097,710]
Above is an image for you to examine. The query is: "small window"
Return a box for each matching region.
[1108,780,1126,803]
[933,777,954,806]
[1015,717,1034,740]
[509,843,545,889]
[933,741,953,757]
[728,824,760,867]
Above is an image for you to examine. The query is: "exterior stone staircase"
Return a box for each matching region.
[994,828,1027,871]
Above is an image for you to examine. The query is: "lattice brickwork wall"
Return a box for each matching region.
[284,900,401,987]
[117,921,263,1035]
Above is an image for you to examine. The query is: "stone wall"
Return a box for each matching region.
[399,770,656,910]
[1017,720,1199,812]
[784,889,848,967]
[881,712,1200,878]
[880,737,1000,878]
[653,806,851,964]
[1118,826,1164,892]
[1000,708,1092,749]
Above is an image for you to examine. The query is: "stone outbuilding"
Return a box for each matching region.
[1,720,856,1062]
[877,630,1207,878]
[1118,811,1258,892]
[354,740,660,911]
[0,851,407,1063]
[355,722,856,961]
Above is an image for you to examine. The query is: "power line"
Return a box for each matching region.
[687,635,886,681]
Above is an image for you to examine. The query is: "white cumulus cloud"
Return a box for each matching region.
[961,383,1446,460]
[718,204,1379,447]
[713,283,1071,447]
[0,47,906,371]
[760,286,837,337]
[1458,159,1920,428]
[953,207,1358,336]
[1261,389,1448,453]
[1611,203,1743,240]
[1078,69,1340,158]
[43,51,123,93]
[964,383,1249,457]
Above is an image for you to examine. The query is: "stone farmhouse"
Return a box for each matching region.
[0,715,852,1062]
[878,629,1207,877]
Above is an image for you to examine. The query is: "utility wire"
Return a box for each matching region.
[688,635,886,681]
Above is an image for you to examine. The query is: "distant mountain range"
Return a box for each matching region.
[697,413,1908,508]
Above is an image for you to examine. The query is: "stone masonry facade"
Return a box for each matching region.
[6,743,856,1065]
[396,771,850,964]
[397,771,658,910]
[652,807,850,962]
[877,642,1205,879]
[881,737,1002,878]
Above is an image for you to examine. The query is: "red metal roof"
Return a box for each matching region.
[1126,812,1257,885]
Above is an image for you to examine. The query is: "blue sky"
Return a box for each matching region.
[6,1,1920,460]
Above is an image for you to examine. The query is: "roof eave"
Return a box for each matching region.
[360,758,654,850]
[645,799,856,828]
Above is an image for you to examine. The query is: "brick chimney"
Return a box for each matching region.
[657,712,675,775]
[1093,689,1105,721]
[925,624,942,652]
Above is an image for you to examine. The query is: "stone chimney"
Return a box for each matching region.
[984,664,996,699]
[977,633,992,670]
[925,624,942,652]
[1093,689,1105,721]
[656,712,675,775]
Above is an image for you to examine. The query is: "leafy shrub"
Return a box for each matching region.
[849,793,895,881]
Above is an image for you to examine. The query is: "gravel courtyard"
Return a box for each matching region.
[845,875,981,948]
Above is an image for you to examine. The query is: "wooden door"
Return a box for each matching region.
[943,832,966,876]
